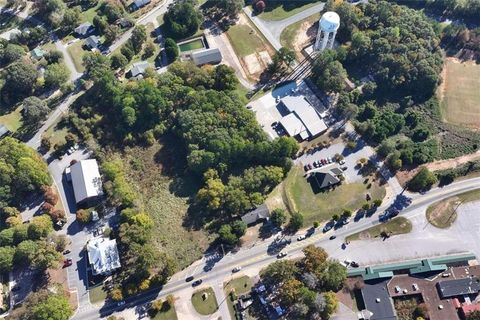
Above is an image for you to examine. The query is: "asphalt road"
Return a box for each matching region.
[75,175,480,319]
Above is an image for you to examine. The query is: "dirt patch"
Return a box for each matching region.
[294,20,317,52]
[47,268,78,310]
[427,197,459,229]
[258,50,272,66]
[240,224,262,248]
[243,54,262,74]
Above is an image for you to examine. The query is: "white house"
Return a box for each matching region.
[86,238,121,275]
[70,159,104,205]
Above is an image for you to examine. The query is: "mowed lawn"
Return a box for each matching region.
[227,24,266,58]
[0,106,23,132]
[284,166,386,225]
[441,60,480,128]
[119,142,210,270]
[256,1,320,21]
[67,40,86,73]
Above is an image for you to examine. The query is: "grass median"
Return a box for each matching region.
[191,287,218,316]
[346,217,412,242]
[426,189,480,228]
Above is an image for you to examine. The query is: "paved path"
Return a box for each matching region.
[243,3,325,50]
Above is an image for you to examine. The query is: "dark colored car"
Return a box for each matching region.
[192,279,203,287]
[329,235,336,240]
[277,252,287,259]
[63,250,71,255]
[185,276,194,282]
[304,165,309,172]
[63,258,72,268]
[350,261,359,268]
[12,286,21,292]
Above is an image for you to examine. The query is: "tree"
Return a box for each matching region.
[131,26,147,53]
[269,47,295,74]
[163,2,201,39]
[408,167,437,192]
[76,209,90,223]
[218,224,238,245]
[288,211,303,232]
[15,240,38,265]
[143,41,156,59]
[1,43,25,65]
[270,208,287,227]
[302,245,328,273]
[342,209,353,218]
[231,220,247,238]
[0,246,15,272]
[213,64,238,91]
[82,52,111,81]
[32,241,62,270]
[215,0,243,17]
[164,38,179,62]
[44,63,70,89]
[373,199,382,207]
[255,0,265,12]
[278,278,303,305]
[110,288,123,301]
[31,293,73,320]
[45,50,63,64]
[61,7,80,34]
[467,310,480,320]
[28,215,53,240]
[319,260,347,291]
[110,52,128,70]
[22,96,50,126]
[261,260,298,286]
[104,25,120,45]
[321,291,338,319]
[3,61,38,100]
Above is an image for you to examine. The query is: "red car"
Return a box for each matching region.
[63,259,72,268]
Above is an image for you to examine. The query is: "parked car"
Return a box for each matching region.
[390,209,399,217]
[185,276,194,282]
[327,157,332,163]
[343,218,351,225]
[192,279,203,287]
[350,261,359,268]
[304,165,309,172]
[232,266,242,273]
[297,235,306,241]
[277,252,287,259]
[323,223,333,232]
[313,162,319,168]
[339,159,345,165]
[271,121,278,127]
[329,235,336,240]
[63,258,72,268]
[341,166,348,171]
[63,250,71,255]
[307,164,313,170]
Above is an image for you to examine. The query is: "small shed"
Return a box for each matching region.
[191,48,222,66]
[31,47,46,60]
[0,125,10,139]
[241,204,270,225]
[132,0,151,10]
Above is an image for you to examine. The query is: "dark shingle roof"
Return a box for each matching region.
[437,277,480,298]
[241,204,269,225]
[361,279,397,320]
[312,171,340,189]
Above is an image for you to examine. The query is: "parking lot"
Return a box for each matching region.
[295,140,376,183]
[248,81,327,140]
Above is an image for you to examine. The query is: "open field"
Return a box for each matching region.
[440,60,480,128]
[346,217,412,242]
[427,189,480,228]
[42,117,69,151]
[284,166,386,225]
[227,22,267,58]
[0,106,22,132]
[256,1,320,21]
[119,141,210,269]
[191,287,218,315]
[67,41,86,72]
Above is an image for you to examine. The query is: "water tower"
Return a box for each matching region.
[314,11,340,51]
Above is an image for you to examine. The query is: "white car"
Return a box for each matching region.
[297,235,306,241]
[339,159,346,165]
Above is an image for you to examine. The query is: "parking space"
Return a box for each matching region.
[295,140,376,183]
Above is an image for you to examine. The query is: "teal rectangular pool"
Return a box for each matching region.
[178,38,204,52]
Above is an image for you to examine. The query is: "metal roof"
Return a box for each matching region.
[87,237,121,275]
[75,22,93,36]
[85,35,100,48]
[279,96,327,140]
[70,159,103,204]
[437,277,480,298]
[131,61,150,77]
[192,48,222,66]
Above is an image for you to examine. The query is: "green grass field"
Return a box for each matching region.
[440,60,480,128]
[346,217,412,242]
[284,166,386,225]
[67,41,86,72]
[191,288,218,315]
[280,12,320,48]
[119,141,210,270]
[256,1,320,21]
[0,107,22,132]
[227,24,267,58]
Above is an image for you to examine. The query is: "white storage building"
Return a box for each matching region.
[70,159,104,205]
[87,237,121,275]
